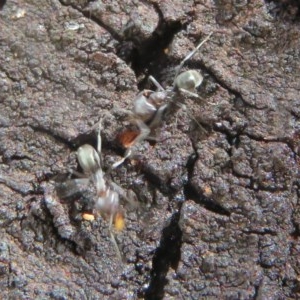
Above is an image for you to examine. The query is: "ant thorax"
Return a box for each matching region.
[133,89,170,126]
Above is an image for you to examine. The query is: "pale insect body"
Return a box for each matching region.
[174,69,203,92]
[113,33,212,168]
[64,122,125,259]
[76,144,119,216]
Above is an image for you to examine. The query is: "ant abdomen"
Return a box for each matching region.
[77,144,101,174]
[174,70,203,92]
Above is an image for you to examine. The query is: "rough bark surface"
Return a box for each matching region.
[0,0,299,299]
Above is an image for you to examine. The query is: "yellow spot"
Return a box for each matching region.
[114,212,125,231]
[82,213,95,221]
[203,185,212,197]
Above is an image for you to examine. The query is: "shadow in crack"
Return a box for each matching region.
[0,0,6,10]
[144,211,182,300]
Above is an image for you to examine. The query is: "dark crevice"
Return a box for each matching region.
[227,133,242,148]
[81,9,123,42]
[0,0,6,10]
[116,2,188,84]
[242,229,277,236]
[2,154,33,165]
[0,66,20,83]
[58,0,123,42]
[196,63,252,110]
[265,0,300,22]
[30,124,102,156]
[290,218,300,239]
[143,171,168,195]
[43,214,80,256]
[59,0,185,85]
[232,167,295,193]
[184,182,231,216]
[253,278,264,300]
[118,22,184,86]
[246,131,300,156]
[142,161,187,196]
[185,140,231,216]
[259,261,274,269]
[28,125,76,149]
[186,139,199,177]
[144,210,182,300]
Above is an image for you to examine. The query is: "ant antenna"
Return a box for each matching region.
[174,32,213,81]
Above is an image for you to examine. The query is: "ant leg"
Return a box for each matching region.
[178,87,216,106]
[174,32,213,79]
[108,213,123,262]
[183,32,213,64]
[112,148,132,169]
[173,101,207,134]
[96,119,103,156]
[134,119,151,143]
[89,118,104,166]
[67,169,87,178]
[148,103,168,128]
[109,181,139,208]
[56,177,90,199]
[178,88,200,98]
[149,75,165,91]
[108,181,128,200]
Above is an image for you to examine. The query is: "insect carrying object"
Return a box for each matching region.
[63,121,126,259]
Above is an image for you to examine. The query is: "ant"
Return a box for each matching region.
[57,120,129,260]
[113,32,213,168]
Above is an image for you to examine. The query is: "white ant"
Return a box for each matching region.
[66,120,127,260]
[113,32,213,168]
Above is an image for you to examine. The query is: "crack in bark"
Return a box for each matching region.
[144,210,182,300]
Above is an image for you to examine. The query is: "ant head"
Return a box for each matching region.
[133,90,158,122]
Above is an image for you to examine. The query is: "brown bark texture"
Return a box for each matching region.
[0,0,299,299]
